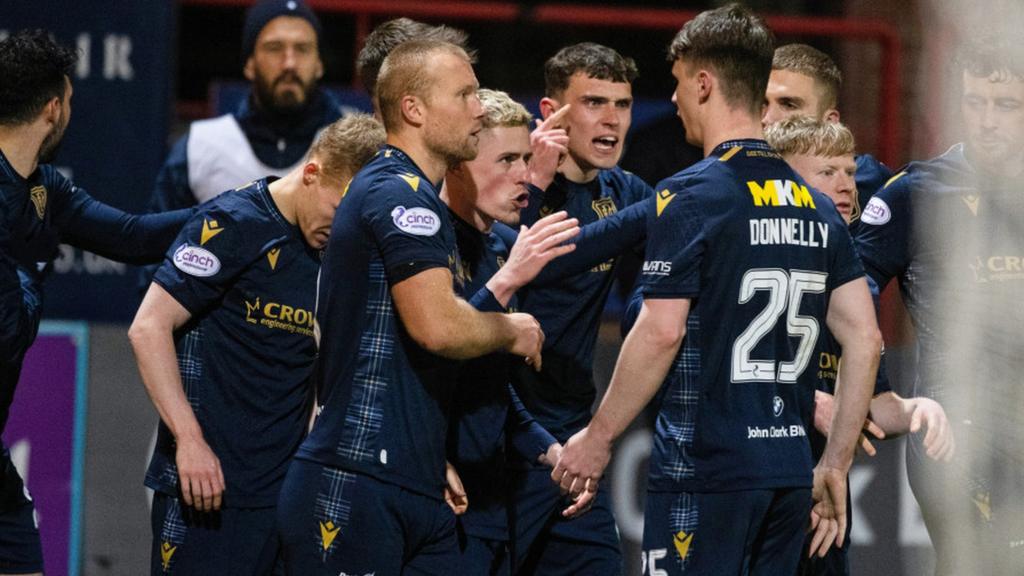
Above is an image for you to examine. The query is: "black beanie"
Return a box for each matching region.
[241,0,322,59]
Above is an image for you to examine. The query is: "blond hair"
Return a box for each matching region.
[375,39,472,132]
[309,113,385,180]
[765,116,855,159]
[477,88,531,129]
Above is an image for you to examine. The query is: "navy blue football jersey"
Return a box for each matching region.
[855,144,1024,451]
[146,179,318,507]
[513,168,652,442]
[296,146,460,499]
[848,154,894,238]
[642,140,864,492]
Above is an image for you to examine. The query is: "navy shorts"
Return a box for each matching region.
[150,492,280,575]
[642,488,810,576]
[0,448,42,575]
[276,459,457,576]
[508,466,622,576]
[453,524,510,576]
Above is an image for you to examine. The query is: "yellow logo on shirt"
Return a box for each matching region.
[244,296,314,336]
[673,530,693,561]
[267,248,281,270]
[656,189,676,217]
[200,219,224,245]
[400,173,420,192]
[972,490,992,521]
[747,180,816,209]
[160,541,177,571]
[29,185,47,219]
[962,195,980,216]
[320,520,341,551]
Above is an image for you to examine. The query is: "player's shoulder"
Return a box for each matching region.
[600,166,653,196]
[882,145,969,196]
[189,179,280,239]
[350,148,426,195]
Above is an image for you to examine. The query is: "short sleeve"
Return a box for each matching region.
[854,171,912,289]
[364,177,451,284]
[152,205,258,315]
[640,183,703,299]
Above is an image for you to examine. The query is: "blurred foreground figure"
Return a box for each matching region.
[855,32,1024,576]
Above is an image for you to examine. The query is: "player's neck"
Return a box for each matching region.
[386,133,447,187]
[0,125,44,179]
[699,108,764,157]
[440,177,492,233]
[267,171,301,226]
[559,154,600,184]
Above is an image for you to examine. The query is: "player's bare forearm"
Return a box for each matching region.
[823,278,882,471]
[392,267,541,361]
[590,298,688,444]
[867,391,912,436]
[128,283,202,442]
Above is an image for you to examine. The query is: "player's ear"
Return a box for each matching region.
[302,161,320,185]
[43,96,61,124]
[400,95,425,126]
[539,97,560,120]
[696,70,712,104]
[823,108,840,123]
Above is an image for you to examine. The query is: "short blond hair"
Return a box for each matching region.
[309,113,385,180]
[477,88,531,129]
[375,39,472,132]
[765,116,855,159]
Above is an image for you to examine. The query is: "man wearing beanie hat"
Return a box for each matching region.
[147,0,341,214]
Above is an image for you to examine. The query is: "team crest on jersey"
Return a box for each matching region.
[592,197,617,219]
[172,244,221,277]
[29,185,47,219]
[861,197,891,225]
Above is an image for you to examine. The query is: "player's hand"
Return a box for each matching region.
[503,211,580,285]
[175,436,225,512]
[908,397,955,462]
[814,390,884,456]
[506,312,544,370]
[551,427,609,503]
[538,442,562,468]
[444,461,469,515]
[528,104,571,191]
[808,464,847,557]
[560,477,597,519]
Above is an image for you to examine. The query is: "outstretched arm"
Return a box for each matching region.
[552,297,688,505]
